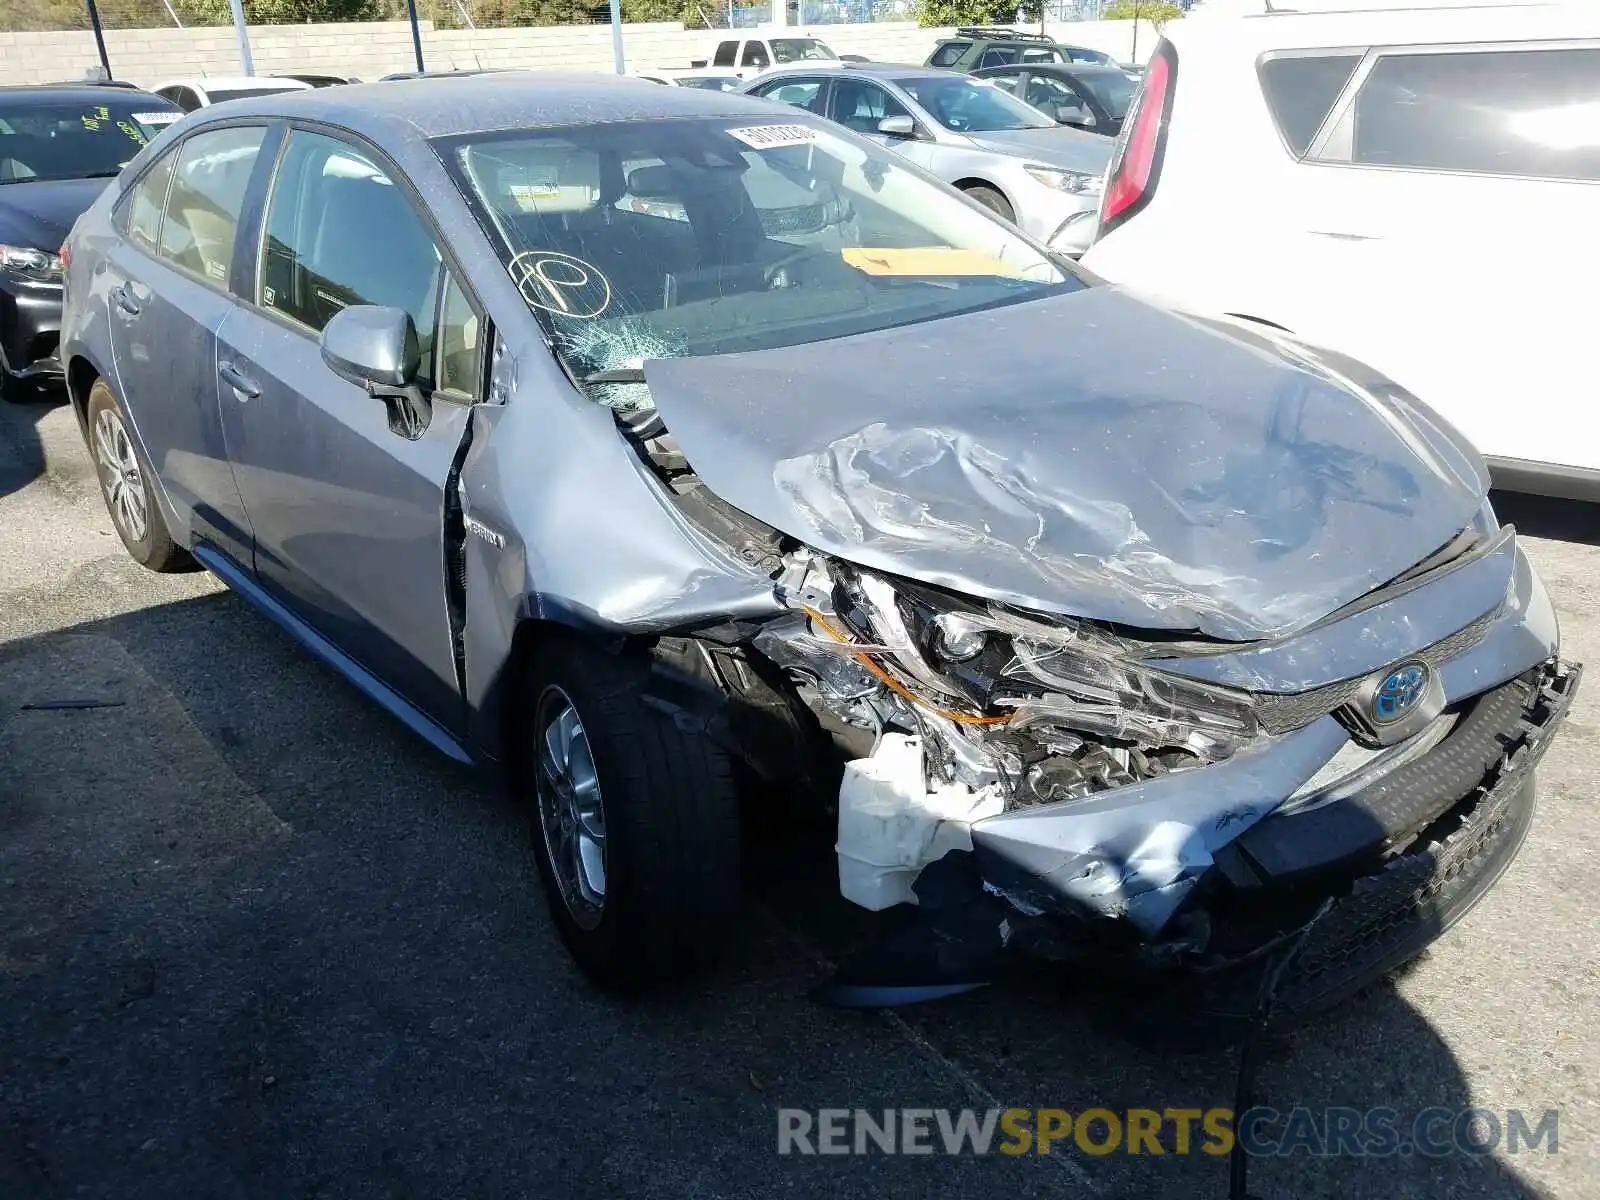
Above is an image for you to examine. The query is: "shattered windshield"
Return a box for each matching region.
[441,117,1081,412]
[0,99,182,183]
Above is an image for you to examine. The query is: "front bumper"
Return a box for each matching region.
[969,534,1560,935]
[1012,187,1100,257]
[0,276,66,384]
[1272,662,1576,1017]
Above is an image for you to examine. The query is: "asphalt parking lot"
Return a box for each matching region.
[2,391,1597,1200]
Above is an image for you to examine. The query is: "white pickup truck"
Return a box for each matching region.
[690,33,843,79]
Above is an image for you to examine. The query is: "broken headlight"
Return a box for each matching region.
[829,569,1260,755]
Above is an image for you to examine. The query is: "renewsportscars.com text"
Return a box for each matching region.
[777,1107,1559,1158]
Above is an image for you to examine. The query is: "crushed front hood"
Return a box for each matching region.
[644,287,1487,641]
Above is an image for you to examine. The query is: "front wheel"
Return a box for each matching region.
[962,184,1015,223]
[522,634,741,991]
[85,378,191,572]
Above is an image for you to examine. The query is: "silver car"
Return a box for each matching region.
[743,63,1110,255]
[57,76,1578,1013]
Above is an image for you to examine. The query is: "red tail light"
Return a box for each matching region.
[1099,39,1177,237]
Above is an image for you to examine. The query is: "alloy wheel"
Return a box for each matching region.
[535,685,608,930]
[93,406,149,544]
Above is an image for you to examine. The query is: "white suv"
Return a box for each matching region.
[1082,1,1600,501]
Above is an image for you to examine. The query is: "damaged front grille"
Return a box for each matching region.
[1252,605,1499,735]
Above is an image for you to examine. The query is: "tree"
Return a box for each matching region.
[914,0,1016,28]
[1099,0,1183,30]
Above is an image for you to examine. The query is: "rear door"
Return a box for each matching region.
[104,122,271,565]
[1287,40,1600,471]
[747,74,832,119]
[216,125,483,731]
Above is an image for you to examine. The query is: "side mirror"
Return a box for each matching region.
[877,114,916,138]
[320,304,419,390]
[320,305,433,438]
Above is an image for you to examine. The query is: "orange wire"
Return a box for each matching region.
[801,606,1013,727]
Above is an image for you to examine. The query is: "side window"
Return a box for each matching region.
[742,41,770,68]
[929,43,964,68]
[978,47,1018,69]
[157,124,266,283]
[435,273,481,401]
[712,41,737,67]
[1027,75,1091,123]
[258,130,444,380]
[1258,52,1361,156]
[987,73,1021,95]
[829,81,911,135]
[1345,46,1600,181]
[120,149,176,254]
[162,86,200,113]
[756,79,824,115]
[1021,48,1061,64]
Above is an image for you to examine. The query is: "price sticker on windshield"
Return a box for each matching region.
[727,124,816,150]
[134,111,182,126]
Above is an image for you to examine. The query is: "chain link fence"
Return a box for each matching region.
[4,0,1129,31]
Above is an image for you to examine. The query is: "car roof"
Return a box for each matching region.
[0,83,167,101]
[981,61,1121,75]
[1172,0,1599,49]
[189,72,805,140]
[758,63,956,83]
[153,76,313,92]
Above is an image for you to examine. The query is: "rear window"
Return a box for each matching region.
[203,85,304,105]
[929,43,965,68]
[1349,46,1600,182]
[1258,52,1361,156]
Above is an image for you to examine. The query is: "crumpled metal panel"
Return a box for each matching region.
[974,716,1354,934]
[969,547,1560,934]
[644,286,1487,642]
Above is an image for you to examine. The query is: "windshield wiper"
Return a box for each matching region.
[583,367,646,385]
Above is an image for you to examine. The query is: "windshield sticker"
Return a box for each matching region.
[840,247,1034,279]
[509,250,611,319]
[134,111,182,126]
[727,124,816,150]
[507,171,563,211]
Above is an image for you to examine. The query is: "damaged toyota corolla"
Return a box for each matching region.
[60,78,1578,1011]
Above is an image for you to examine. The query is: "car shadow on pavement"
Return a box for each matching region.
[0,590,1559,1200]
[1491,490,1600,548]
[0,387,61,500]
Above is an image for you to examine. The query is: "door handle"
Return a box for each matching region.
[218,360,261,400]
[110,284,141,316]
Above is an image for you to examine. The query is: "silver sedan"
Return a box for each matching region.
[743,63,1111,255]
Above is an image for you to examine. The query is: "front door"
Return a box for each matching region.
[217,127,481,731]
[104,122,268,565]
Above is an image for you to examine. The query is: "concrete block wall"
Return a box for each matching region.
[0,18,1161,88]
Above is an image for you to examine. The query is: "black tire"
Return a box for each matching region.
[85,378,192,572]
[962,184,1014,223]
[520,634,741,991]
[0,365,34,404]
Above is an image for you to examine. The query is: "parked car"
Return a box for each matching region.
[379,69,507,82]
[745,64,1110,254]
[150,75,312,112]
[926,27,1116,73]
[633,68,744,92]
[283,73,362,87]
[973,61,1134,135]
[692,32,841,79]
[59,75,1578,1013]
[1081,1,1600,500]
[0,83,181,401]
